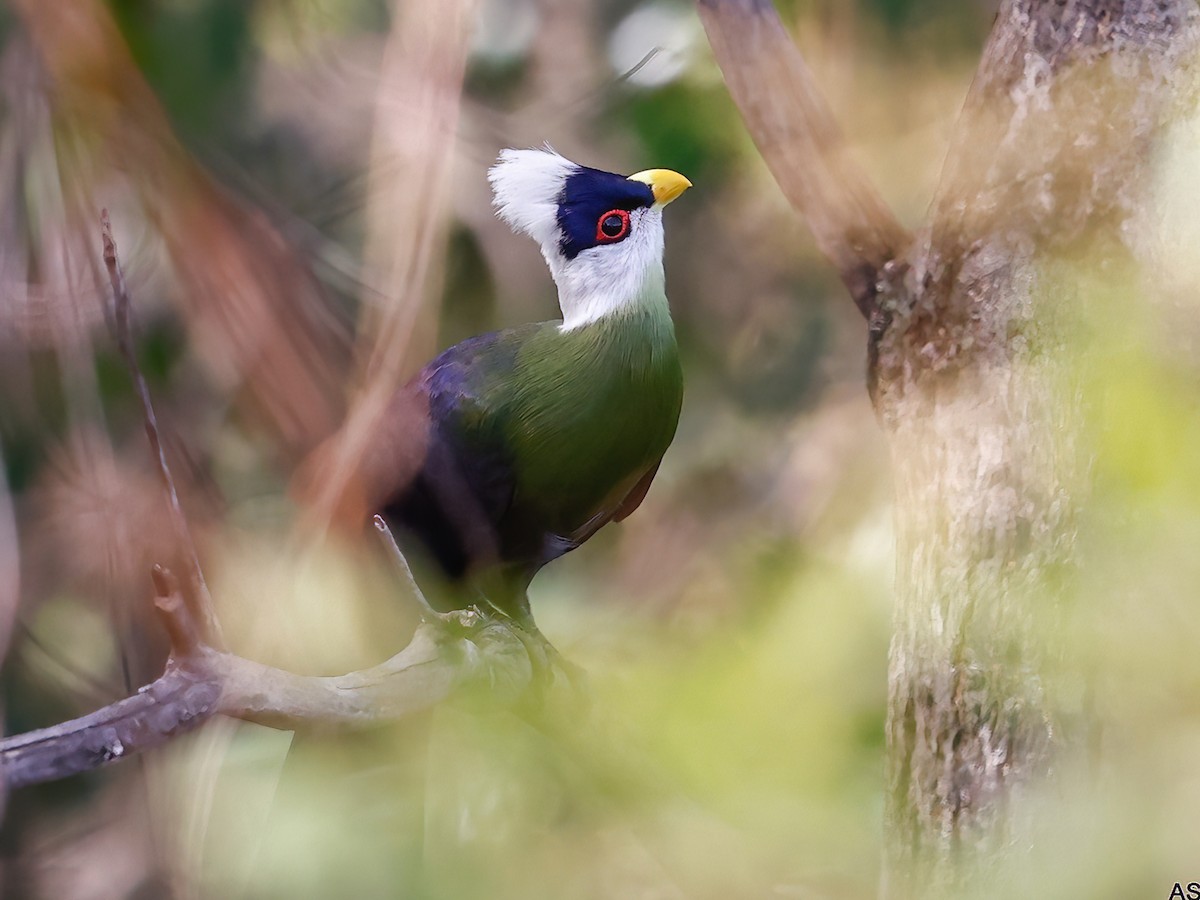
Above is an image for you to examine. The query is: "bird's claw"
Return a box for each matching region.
[508,620,590,705]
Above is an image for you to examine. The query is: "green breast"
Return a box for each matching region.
[502,304,682,533]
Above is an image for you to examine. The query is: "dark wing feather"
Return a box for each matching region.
[380,327,539,578]
[421,331,524,525]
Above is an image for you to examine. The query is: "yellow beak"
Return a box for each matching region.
[627,168,693,207]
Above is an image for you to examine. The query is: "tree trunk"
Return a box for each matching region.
[700,0,1200,894]
[873,1,1200,894]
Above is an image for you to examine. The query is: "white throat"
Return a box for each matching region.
[547,206,667,331]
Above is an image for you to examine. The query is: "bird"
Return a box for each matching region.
[317,148,690,646]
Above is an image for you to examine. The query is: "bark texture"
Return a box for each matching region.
[701,0,1200,894]
[876,3,1200,893]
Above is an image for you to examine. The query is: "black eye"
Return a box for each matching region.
[595,209,630,242]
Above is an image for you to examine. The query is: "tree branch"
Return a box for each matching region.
[696,0,909,318]
[927,0,1200,264]
[101,211,223,648]
[0,566,532,789]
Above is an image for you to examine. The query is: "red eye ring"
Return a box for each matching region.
[595,208,630,242]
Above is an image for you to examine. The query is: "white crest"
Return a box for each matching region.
[488,147,576,249]
[489,147,671,331]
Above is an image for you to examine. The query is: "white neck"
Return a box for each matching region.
[545,207,667,331]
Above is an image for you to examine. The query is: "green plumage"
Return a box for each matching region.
[382,291,682,619]
[490,301,681,533]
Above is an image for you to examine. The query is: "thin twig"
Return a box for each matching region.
[372,514,439,620]
[150,565,202,658]
[99,210,224,648]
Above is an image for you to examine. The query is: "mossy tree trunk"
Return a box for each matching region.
[701,0,1200,894]
[874,3,1199,892]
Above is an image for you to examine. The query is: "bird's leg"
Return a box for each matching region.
[473,580,588,697]
[512,613,590,700]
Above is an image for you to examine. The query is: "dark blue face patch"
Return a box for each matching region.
[556,167,655,260]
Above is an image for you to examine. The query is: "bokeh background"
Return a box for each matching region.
[9,1,1200,898]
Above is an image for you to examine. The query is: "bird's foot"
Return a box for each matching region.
[508,618,589,704]
[417,603,588,707]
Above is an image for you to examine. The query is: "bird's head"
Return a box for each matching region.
[488,147,691,330]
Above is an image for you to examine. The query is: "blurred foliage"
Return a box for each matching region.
[2,0,1199,899]
[111,0,255,138]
